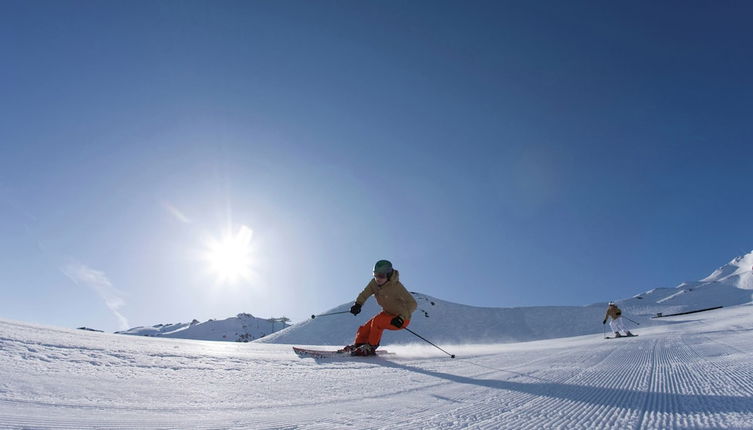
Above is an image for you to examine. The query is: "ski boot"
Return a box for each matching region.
[625,331,634,337]
[614,332,623,338]
[338,343,364,354]
[351,344,377,356]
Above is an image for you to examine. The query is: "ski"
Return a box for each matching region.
[604,334,639,339]
[292,346,391,358]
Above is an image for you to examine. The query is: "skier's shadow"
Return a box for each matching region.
[377,360,753,414]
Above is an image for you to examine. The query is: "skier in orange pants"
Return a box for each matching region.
[341,259,417,356]
[354,311,410,348]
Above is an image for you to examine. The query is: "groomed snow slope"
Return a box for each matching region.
[2,303,753,429]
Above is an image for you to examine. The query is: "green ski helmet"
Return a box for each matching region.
[373,259,393,275]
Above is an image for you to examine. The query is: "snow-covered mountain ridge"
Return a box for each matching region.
[701,251,753,288]
[627,250,753,316]
[258,250,753,346]
[116,313,290,342]
[106,251,752,346]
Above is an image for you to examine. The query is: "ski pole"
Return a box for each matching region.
[310,310,351,319]
[404,327,455,358]
[623,316,640,325]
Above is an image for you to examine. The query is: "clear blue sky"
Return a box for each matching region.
[1,1,752,332]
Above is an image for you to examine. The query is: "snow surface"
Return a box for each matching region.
[2,251,752,429]
[2,303,753,429]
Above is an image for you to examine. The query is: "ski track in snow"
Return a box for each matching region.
[2,305,753,429]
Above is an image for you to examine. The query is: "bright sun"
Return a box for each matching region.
[203,225,254,284]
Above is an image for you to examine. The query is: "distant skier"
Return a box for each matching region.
[603,301,634,337]
[340,259,417,356]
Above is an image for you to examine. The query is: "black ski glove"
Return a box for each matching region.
[350,303,362,315]
[602,319,607,325]
[391,316,404,328]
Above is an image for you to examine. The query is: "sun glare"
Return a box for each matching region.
[203,225,254,284]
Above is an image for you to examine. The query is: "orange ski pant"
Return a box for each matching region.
[354,311,410,346]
